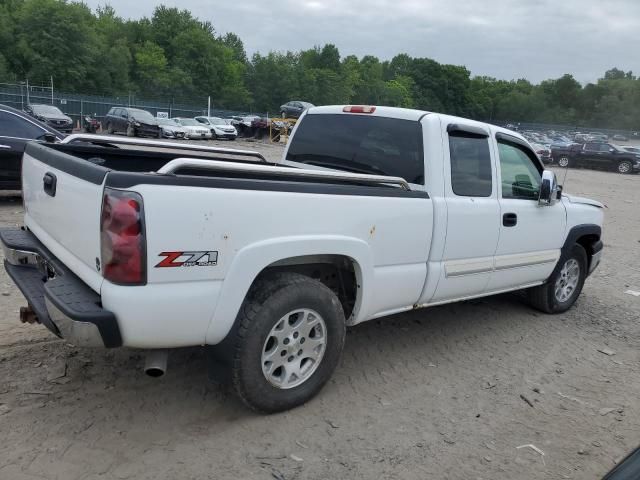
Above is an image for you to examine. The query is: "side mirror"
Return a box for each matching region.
[538,170,559,206]
[43,132,57,143]
[609,148,616,153]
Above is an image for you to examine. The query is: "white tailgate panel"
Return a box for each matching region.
[22,152,104,292]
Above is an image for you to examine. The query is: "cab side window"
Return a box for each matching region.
[497,141,542,200]
[449,132,492,197]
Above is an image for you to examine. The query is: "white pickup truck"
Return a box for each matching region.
[1,105,604,412]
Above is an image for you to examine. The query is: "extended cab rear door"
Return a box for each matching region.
[428,120,501,302]
[488,131,566,291]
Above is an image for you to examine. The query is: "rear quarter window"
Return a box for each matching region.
[286,114,424,184]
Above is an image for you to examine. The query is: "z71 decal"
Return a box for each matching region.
[155,251,219,268]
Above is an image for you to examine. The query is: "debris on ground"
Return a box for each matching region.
[599,407,616,416]
[46,361,67,382]
[516,444,546,465]
[597,348,616,356]
[623,290,640,297]
[290,454,304,462]
[520,394,535,408]
[295,441,308,449]
[325,419,339,429]
[0,404,11,415]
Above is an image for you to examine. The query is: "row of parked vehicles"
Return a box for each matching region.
[103,107,239,141]
[517,129,640,174]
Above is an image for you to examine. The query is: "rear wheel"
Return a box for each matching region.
[231,272,346,413]
[557,156,571,168]
[617,160,633,174]
[527,244,587,313]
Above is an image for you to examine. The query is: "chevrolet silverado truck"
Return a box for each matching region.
[552,141,640,174]
[1,105,604,412]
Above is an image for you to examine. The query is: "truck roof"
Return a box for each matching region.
[306,105,530,144]
[307,105,430,121]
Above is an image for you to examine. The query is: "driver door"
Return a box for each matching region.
[487,135,566,292]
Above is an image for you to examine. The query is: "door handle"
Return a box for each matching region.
[43,172,57,197]
[0,144,11,149]
[503,212,517,227]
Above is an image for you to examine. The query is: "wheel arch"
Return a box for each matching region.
[205,236,373,345]
[556,224,601,278]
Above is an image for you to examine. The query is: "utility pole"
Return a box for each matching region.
[207,96,211,117]
[26,78,30,105]
[50,76,54,104]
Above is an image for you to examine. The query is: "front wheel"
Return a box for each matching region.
[527,244,587,313]
[617,160,633,174]
[231,272,346,413]
[106,123,114,135]
[557,156,571,168]
[126,124,135,137]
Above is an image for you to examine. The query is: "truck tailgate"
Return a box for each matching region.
[21,142,107,293]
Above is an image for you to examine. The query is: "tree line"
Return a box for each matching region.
[0,0,638,129]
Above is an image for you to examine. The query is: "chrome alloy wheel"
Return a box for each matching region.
[555,258,580,303]
[261,309,327,389]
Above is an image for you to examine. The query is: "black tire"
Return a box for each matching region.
[126,124,135,137]
[617,160,633,174]
[231,272,346,413]
[557,156,571,168]
[527,244,587,314]
[106,123,114,135]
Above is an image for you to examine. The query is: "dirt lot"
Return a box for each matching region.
[0,139,639,480]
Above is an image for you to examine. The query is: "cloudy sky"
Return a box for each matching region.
[84,0,640,84]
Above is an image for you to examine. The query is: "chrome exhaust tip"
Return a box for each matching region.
[144,349,168,377]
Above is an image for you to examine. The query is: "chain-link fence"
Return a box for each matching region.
[0,82,266,127]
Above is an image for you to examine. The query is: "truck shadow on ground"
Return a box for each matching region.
[2,291,559,426]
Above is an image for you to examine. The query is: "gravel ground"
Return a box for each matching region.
[0,139,638,480]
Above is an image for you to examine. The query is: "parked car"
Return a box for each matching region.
[0,103,65,190]
[194,116,238,140]
[230,115,261,137]
[0,106,604,413]
[279,101,314,118]
[105,107,160,137]
[587,133,608,142]
[157,118,187,139]
[622,146,640,154]
[171,118,212,139]
[24,104,73,133]
[531,142,552,164]
[612,134,628,142]
[552,141,640,174]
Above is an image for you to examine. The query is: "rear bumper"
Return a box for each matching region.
[0,228,121,348]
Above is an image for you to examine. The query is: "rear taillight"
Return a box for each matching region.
[100,188,146,285]
[343,105,376,114]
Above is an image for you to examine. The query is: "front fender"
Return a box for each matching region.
[204,235,373,345]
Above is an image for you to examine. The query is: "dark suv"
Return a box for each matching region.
[104,107,160,137]
[24,104,73,133]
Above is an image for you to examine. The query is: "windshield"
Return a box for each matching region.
[128,109,155,122]
[176,118,200,126]
[286,114,424,184]
[32,105,63,116]
[206,117,224,125]
[158,118,180,126]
